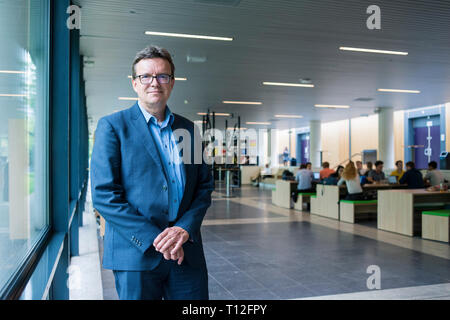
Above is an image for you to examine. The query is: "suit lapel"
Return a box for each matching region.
[129,103,166,177]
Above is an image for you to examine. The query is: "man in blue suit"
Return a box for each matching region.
[90,45,214,300]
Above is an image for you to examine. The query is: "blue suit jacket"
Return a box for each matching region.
[90,103,214,271]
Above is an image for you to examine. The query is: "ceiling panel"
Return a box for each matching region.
[74,0,450,133]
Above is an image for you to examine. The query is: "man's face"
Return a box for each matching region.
[356,162,362,169]
[397,162,403,169]
[132,58,174,107]
[376,164,383,172]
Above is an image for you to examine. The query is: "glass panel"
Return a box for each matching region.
[0,0,49,292]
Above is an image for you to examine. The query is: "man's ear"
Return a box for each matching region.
[131,78,138,94]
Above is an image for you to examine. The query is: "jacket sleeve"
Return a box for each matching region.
[90,118,162,253]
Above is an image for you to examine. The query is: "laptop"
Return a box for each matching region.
[387,176,397,184]
[313,172,320,180]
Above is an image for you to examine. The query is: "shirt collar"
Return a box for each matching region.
[138,101,174,128]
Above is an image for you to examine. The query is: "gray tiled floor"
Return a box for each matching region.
[99,185,450,300]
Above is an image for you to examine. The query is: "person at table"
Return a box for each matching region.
[356,161,366,177]
[282,147,289,166]
[306,162,312,171]
[338,162,364,200]
[390,160,405,182]
[399,161,424,189]
[320,162,335,180]
[424,161,444,187]
[323,165,343,185]
[364,161,374,177]
[295,163,314,192]
[367,160,385,183]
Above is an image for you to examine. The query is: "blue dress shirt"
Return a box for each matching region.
[138,103,186,222]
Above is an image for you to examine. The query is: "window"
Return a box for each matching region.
[0,0,50,293]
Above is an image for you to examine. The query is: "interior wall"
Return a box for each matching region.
[321,119,349,168]
[350,115,378,163]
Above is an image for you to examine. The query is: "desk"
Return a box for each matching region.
[311,184,406,221]
[378,189,450,236]
[272,180,297,209]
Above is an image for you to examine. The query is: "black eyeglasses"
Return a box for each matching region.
[134,74,173,85]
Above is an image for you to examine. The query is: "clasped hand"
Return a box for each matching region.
[153,226,189,265]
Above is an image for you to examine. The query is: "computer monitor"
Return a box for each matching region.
[313,172,320,180]
[388,176,397,184]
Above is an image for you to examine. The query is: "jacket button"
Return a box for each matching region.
[163,185,168,191]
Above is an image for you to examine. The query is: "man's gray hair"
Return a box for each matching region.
[131,45,175,78]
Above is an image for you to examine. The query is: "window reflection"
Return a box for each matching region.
[0,0,49,293]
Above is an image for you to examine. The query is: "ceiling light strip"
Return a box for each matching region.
[274,115,303,119]
[377,88,420,93]
[197,112,230,116]
[339,47,408,55]
[246,121,271,125]
[263,82,314,88]
[0,94,27,97]
[222,101,262,105]
[0,70,26,74]
[145,31,233,41]
[315,104,350,109]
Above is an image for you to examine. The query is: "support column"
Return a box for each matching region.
[269,129,279,166]
[309,120,322,169]
[378,107,395,169]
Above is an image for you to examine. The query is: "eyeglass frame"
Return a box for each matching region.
[133,73,174,85]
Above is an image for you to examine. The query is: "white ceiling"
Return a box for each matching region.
[75,0,450,134]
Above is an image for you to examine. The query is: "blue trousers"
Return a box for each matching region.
[113,259,209,300]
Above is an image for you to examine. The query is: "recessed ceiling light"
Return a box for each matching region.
[222,101,262,105]
[315,104,350,109]
[0,70,26,74]
[377,88,420,94]
[246,121,271,125]
[128,75,187,81]
[118,97,138,101]
[274,114,303,119]
[197,112,230,116]
[0,93,26,97]
[339,47,408,55]
[227,127,247,130]
[145,31,233,41]
[263,82,314,88]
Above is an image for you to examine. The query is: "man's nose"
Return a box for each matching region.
[149,76,160,87]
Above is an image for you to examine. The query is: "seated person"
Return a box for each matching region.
[390,160,404,181]
[356,160,366,177]
[295,163,314,192]
[367,160,385,183]
[399,161,424,189]
[338,162,364,200]
[261,164,272,177]
[364,161,374,177]
[323,165,343,185]
[424,161,444,187]
[320,161,335,180]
